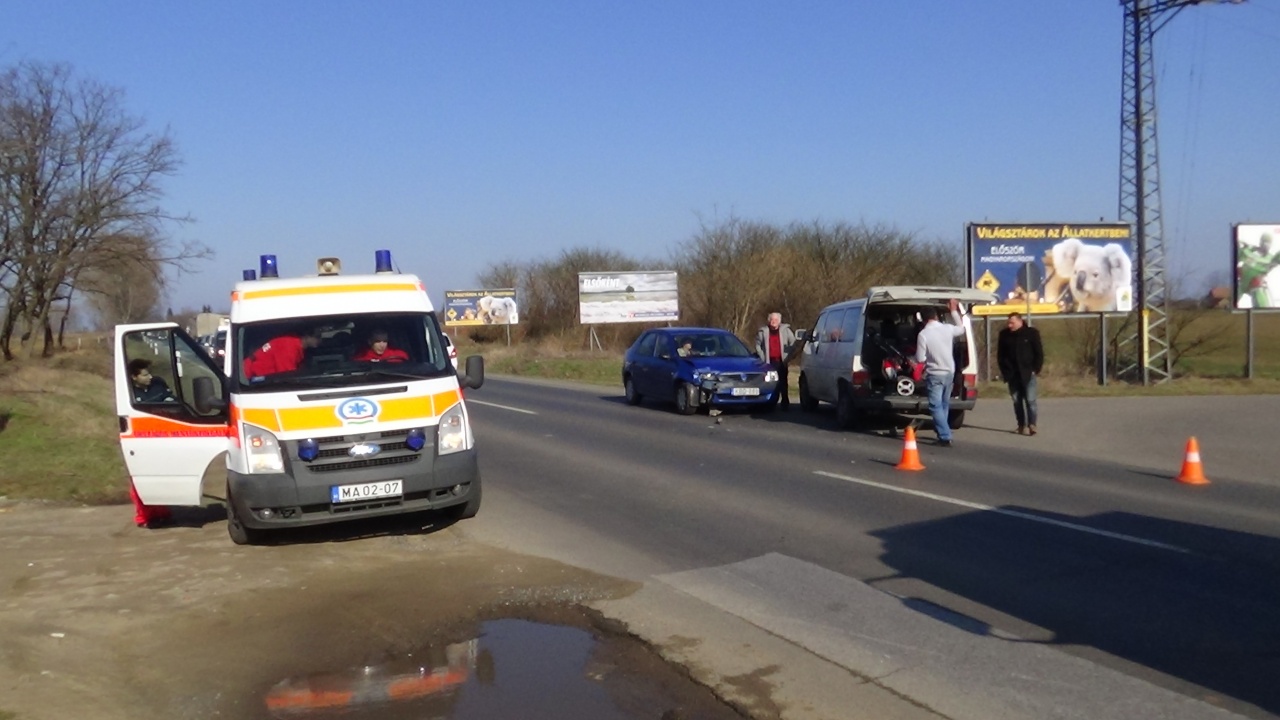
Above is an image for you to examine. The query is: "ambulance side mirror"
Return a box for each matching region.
[460,355,484,390]
[193,376,227,414]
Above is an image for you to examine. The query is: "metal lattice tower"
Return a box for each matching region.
[1117,0,1241,385]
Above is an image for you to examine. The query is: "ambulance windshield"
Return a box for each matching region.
[235,312,453,390]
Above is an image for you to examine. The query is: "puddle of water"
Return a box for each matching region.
[258,618,743,720]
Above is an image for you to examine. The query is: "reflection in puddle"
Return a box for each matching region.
[262,618,706,720]
[266,637,479,716]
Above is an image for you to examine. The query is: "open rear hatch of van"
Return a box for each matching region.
[866,286,999,307]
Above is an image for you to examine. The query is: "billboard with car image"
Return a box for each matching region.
[965,223,1136,316]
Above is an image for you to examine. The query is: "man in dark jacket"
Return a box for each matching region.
[996,312,1044,436]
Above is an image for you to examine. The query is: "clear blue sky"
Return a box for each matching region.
[5,1,1279,315]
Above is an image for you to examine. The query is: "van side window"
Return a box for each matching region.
[824,310,847,342]
[838,308,860,343]
[812,312,831,343]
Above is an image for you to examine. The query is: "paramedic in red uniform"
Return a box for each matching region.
[354,329,409,362]
[243,326,322,378]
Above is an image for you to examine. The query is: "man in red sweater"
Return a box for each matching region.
[243,326,322,378]
[354,329,409,363]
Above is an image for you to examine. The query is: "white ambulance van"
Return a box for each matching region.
[114,251,485,544]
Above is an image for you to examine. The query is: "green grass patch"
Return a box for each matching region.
[0,359,129,505]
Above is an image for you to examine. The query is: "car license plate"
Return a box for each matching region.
[731,387,760,396]
[331,480,403,504]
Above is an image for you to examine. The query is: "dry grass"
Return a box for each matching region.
[0,353,128,505]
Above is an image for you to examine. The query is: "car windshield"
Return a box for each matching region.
[674,332,753,358]
[234,311,453,391]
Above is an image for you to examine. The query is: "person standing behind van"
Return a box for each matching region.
[756,312,797,408]
[996,312,1043,436]
[914,300,966,447]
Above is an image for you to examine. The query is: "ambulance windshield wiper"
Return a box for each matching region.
[361,368,431,382]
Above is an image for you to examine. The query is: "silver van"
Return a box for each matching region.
[797,286,997,430]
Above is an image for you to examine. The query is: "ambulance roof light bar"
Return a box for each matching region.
[243,269,257,281]
[375,249,394,274]
[259,254,280,279]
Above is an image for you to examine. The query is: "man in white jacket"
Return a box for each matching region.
[914,299,966,447]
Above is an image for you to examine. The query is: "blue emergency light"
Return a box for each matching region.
[260,254,279,279]
[375,249,394,274]
[243,269,257,281]
[297,438,319,462]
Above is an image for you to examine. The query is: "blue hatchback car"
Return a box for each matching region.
[622,327,780,414]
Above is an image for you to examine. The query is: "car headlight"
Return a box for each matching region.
[437,402,471,455]
[693,368,718,382]
[765,370,779,383]
[243,423,284,473]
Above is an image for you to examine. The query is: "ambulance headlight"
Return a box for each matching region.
[437,404,470,455]
[244,424,285,473]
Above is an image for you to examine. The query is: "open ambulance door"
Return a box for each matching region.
[115,323,229,507]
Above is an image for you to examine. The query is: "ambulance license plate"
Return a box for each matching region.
[731,387,760,396]
[331,480,403,504]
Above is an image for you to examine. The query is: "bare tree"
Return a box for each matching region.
[0,61,207,359]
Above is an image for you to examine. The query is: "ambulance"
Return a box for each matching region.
[114,251,485,544]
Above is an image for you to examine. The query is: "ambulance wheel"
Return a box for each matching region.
[225,488,262,546]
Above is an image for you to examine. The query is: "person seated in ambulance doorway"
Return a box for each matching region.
[243,325,323,378]
[353,329,409,363]
[128,358,176,403]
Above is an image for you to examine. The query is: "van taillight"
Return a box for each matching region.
[852,370,868,386]
[963,373,977,400]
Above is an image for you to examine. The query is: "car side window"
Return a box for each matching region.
[838,308,860,343]
[812,312,831,343]
[635,332,657,357]
[824,310,847,342]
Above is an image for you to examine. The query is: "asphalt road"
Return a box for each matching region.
[460,376,1280,720]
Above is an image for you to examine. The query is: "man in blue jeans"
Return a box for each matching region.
[914,300,967,447]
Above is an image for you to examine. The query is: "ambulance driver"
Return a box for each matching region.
[354,329,409,363]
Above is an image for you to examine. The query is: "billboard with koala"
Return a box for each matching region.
[578,271,679,324]
[1233,223,1280,310]
[965,223,1136,316]
[442,288,519,326]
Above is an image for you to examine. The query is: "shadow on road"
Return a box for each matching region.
[871,507,1280,717]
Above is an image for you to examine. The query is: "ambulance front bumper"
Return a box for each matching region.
[227,439,479,530]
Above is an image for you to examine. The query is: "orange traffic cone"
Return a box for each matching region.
[1175,437,1210,485]
[896,426,926,472]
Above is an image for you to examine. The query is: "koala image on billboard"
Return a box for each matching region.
[443,289,519,326]
[966,223,1135,316]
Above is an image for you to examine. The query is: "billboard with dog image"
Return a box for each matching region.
[443,288,519,326]
[1233,223,1280,310]
[578,271,679,324]
[965,223,1136,316]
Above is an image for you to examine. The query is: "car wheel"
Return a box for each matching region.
[799,374,818,412]
[836,384,861,430]
[674,382,697,415]
[948,409,966,429]
[225,486,262,546]
[623,375,643,405]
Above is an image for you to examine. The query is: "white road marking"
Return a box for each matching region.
[467,399,538,415]
[813,470,1191,554]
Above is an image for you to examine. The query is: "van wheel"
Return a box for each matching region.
[799,375,818,412]
[948,409,966,429]
[623,375,643,405]
[225,488,262,546]
[836,385,861,430]
[674,382,697,415]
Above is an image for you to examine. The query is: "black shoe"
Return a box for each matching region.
[938,440,953,448]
